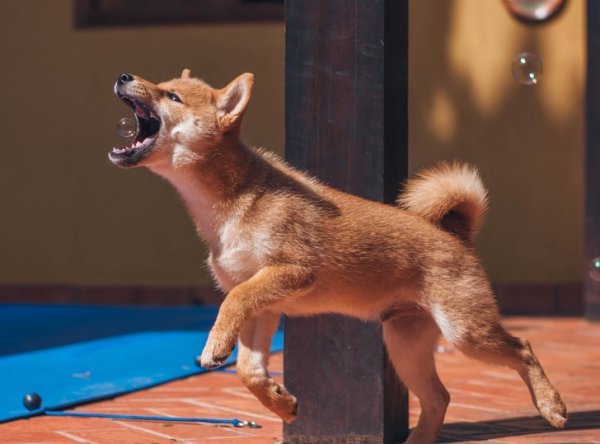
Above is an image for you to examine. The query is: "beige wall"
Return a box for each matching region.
[0,0,283,286]
[0,0,584,288]
[409,0,584,282]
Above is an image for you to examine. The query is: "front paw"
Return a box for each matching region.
[197,329,236,369]
[276,392,298,424]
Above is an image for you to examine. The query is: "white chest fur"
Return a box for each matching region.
[151,164,271,292]
[211,216,271,289]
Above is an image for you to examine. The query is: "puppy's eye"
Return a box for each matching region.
[167,92,182,103]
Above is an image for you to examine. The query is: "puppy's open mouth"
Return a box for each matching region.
[109,95,161,166]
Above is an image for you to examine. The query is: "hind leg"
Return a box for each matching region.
[430,293,567,428]
[383,313,450,444]
[457,326,566,428]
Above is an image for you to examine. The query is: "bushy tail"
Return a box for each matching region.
[397,162,488,243]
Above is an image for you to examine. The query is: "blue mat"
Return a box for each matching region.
[0,305,283,423]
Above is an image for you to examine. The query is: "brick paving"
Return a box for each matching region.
[434,317,600,443]
[1,317,599,443]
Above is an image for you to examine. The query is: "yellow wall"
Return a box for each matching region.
[0,0,283,286]
[409,0,584,282]
[0,0,584,288]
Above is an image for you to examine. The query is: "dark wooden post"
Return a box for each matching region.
[284,1,409,442]
[586,0,600,321]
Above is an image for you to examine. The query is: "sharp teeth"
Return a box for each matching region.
[112,139,149,154]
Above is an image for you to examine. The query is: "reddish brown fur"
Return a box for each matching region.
[110,70,567,443]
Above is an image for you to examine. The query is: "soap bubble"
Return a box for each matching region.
[117,117,137,138]
[503,0,567,23]
[512,52,543,85]
[589,257,600,282]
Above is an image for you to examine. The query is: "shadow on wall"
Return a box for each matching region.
[409,0,584,285]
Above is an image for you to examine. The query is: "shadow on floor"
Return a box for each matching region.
[438,410,600,442]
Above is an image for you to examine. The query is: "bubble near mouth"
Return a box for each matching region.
[110,95,161,165]
[117,117,137,138]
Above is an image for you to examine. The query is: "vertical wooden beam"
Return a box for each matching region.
[284,1,409,442]
[586,0,600,321]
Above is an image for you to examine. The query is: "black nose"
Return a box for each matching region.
[118,72,134,84]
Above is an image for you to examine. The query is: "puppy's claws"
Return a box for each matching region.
[196,354,227,370]
[198,337,235,369]
[538,396,567,429]
[282,400,298,424]
[274,391,298,424]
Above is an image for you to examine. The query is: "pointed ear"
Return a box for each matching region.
[216,73,254,129]
[181,68,191,79]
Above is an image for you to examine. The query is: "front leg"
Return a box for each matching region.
[199,264,314,369]
[236,311,298,423]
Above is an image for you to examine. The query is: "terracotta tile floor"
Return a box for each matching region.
[2,317,599,443]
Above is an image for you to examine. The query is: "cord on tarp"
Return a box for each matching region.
[214,367,283,377]
[45,410,261,428]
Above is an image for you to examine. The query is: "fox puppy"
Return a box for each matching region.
[110,70,567,444]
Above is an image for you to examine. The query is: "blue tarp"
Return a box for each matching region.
[0,305,283,422]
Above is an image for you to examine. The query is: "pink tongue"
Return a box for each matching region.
[135,104,147,118]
